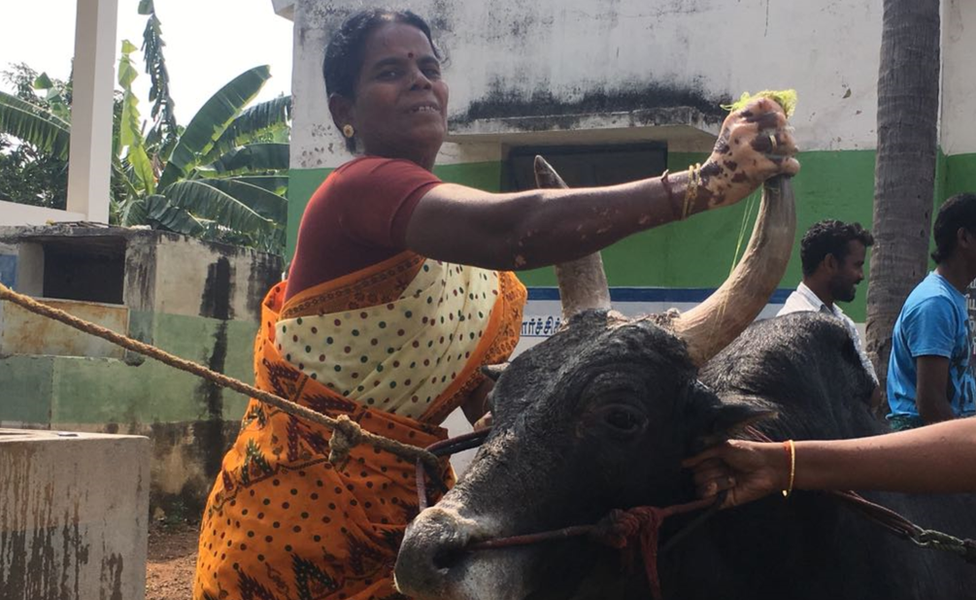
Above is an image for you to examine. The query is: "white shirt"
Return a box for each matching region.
[777,282,879,384]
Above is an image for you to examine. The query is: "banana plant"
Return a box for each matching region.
[0,3,290,255]
[114,39,290,253]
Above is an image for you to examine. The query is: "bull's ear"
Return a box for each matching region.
[685,385,776,454]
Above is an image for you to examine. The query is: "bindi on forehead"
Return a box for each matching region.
[408,52,414,58]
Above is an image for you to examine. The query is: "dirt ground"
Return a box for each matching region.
[146,523,199,600]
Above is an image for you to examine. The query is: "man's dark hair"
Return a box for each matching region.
[931,193,976,264]
[800,220,875,275]
[323,9,441,152]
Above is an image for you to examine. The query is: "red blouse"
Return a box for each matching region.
[285,157,443,301]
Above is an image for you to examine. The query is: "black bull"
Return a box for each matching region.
[395,311,976,600]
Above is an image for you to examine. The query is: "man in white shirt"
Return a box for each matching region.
[778,219,880,404]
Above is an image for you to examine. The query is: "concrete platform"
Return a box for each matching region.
[0,428,150,600]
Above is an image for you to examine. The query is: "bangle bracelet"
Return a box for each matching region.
[781,439,796,498]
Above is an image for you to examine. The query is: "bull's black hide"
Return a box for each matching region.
[667,312,976,600]
[399,311,976,600]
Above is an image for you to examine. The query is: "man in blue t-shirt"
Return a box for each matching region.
[888,193,976,430]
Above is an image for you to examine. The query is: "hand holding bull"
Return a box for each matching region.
[691,96,800,213]
[682,439,787,508]
[684,416,976,510]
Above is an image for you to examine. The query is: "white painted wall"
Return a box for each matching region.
[941,0,976,156]
[153,236,279,320]
[0,201,86,227]
[290,0,884,170]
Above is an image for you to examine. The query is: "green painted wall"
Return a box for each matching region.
[288,167,332,265]
[516,150,877,321]
[285,148,976,325]
[944,153,976,199]
[0,312,256,426]
[0,356,54,424]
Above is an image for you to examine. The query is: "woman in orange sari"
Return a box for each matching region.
[194,8,799,600]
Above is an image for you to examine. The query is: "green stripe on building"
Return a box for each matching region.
[287,148,976,324]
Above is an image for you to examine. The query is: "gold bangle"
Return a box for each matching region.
[683,163,701,220]
[782,439,796,498]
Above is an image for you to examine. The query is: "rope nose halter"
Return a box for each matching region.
[412,428,722,600]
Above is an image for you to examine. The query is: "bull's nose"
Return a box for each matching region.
[394,506,477,598]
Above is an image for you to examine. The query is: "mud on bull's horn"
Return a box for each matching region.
[534,155,612,321]
[671,176,796,366]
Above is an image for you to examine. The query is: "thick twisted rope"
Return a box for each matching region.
[0,282,441,472]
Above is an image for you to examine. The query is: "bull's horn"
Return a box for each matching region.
[671,176,796,366]
[534,156,612,321]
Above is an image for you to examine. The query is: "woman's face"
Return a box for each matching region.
[334,22,449,170]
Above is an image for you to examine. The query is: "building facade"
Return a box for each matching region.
[277,0,976,334]
[0,225,281,517]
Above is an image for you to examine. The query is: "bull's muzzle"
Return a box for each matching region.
[396,505,516,600]
[395,506,474,598]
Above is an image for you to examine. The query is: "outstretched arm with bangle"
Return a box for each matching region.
[683,417,976,508]
[405,97,799,271]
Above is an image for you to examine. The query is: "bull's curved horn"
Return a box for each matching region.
[671,176,796,366]
[534,156,612,321]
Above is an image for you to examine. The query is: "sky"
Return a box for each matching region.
[0,0,294,122]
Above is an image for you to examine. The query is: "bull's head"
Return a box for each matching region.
[394,158,795,600]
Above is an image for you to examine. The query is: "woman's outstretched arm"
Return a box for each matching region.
[405,96,800,270]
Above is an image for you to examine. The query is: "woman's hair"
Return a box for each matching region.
[323,8,440,152]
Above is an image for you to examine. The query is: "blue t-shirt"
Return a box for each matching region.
[887,272,976,418]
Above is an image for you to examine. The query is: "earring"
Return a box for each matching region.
[342,124,355,139]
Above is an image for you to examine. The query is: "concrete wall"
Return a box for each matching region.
[0,299,129,359]
[291,0,881,167]
[281,0,976,325]
[284,0,894,323]
[0,226,282,519]
[0,429,149,600]
[940,0,976,200]
[0,201,85,227]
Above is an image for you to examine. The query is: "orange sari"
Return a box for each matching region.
[194,252,525,600]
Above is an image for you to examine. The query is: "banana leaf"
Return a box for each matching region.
[158,66,271,190]
[207,142,289,174]
[0,91,71,159]
[199,178,287,223]
[200,95,291,165]
[162,179,275,235]
[212,175,288,195]
[145,194,206,236]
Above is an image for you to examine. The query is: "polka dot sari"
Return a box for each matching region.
[193,251,526,600]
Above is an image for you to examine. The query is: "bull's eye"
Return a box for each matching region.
[603,406,645,434]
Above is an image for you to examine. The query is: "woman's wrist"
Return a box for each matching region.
[661,169,689,221]
[662,163,731,222]
[756,440,793,493]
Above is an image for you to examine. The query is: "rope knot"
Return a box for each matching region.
[591,509,643,548]
[328,414,364,470]
[590,507,666,600]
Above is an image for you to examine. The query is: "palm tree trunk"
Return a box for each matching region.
[866,0,941,414]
